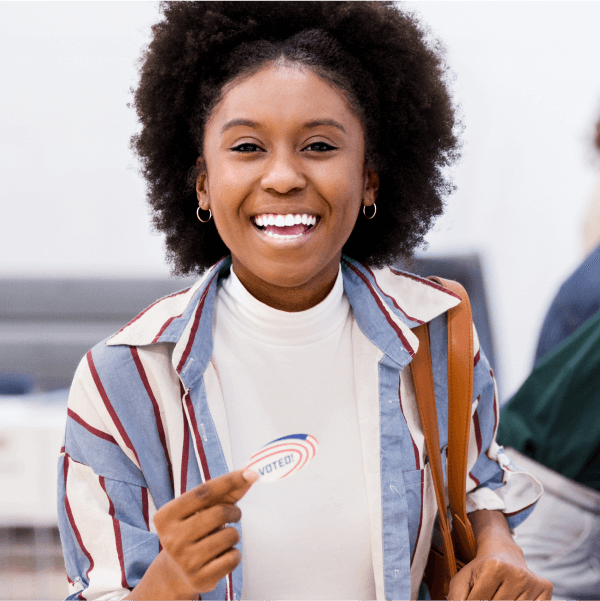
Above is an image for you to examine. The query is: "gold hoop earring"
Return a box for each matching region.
[196,207,212,223]
[363,203,376,220]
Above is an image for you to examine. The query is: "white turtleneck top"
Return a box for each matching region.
[212,266,376,600]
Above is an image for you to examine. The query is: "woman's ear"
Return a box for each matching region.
[363,165,379,207]
[196,157,210,210]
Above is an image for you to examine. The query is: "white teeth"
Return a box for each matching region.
[253,213,318,230]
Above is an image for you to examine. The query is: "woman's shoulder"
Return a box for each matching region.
[342,258,462,327]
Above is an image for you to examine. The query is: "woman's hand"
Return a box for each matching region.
[126,469,258,600]
[447,510,553,600]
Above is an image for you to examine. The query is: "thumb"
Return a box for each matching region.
[447,565,472,601]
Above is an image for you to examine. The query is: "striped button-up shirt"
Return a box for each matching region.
[58,256,542,600]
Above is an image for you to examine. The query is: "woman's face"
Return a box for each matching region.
[197,63,378,310]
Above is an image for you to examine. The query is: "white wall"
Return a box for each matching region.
[1,2,600,399]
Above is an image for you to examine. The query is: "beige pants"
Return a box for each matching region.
[505,448,600,600]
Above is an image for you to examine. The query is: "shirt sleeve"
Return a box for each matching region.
[464,326,543,529]
[57,355,160,600]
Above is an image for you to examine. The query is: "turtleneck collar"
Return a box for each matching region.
[217,265,350,346]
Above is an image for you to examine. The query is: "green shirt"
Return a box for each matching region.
[498,308,600,491]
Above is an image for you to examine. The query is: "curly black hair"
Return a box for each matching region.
[131,1,461,275]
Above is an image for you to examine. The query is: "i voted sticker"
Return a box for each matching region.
[245,434,318,483]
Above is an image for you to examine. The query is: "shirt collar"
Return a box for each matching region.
[106,255,461,384]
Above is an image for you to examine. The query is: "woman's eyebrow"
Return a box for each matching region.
[221,119,261,134]
[301,119,346,133]
[220,118,347,134]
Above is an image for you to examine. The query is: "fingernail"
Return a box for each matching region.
[243,469,259,483]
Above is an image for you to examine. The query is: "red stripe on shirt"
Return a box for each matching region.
[63,455,93,599]
[112,288,190,338]
[130,347,174,490]
[490,369,499,439]
[474,349,481,367]
[227,572,233,600]
[388,268,463,300]
[344,260,415,356]
[473,404,483,455]
[87,351,141,466]
[67,408,118,446]
[364,264,425,325]
[181,409,190,494]
[469,403,483,486]
[141,487,149,531]
[99,476,129,590]
[184,390,211,483]
[177,272,218,374]
[152,316,178,344]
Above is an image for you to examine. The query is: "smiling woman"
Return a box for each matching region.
[57,3,551,601]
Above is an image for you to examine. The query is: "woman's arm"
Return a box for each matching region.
[447,509,553,600]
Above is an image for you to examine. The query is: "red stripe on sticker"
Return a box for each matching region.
[67,408,118,446]
[184,391,211,482]
[131,348,174,490]
[99,476,129,590]
[63,455,94,598]
[344,260,415,356]
[87,352,141,467]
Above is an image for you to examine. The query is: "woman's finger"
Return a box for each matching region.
[190,548,242,593]
[447,567,473,601]
[184,503,242,542]
[465,569,501,601]
[155,469,257,525]
[192,525,241,563]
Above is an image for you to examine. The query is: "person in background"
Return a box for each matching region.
[499,114,600,599]
[534,116,600,364]
[57,3,549,599]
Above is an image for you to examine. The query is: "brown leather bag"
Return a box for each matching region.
[410,277,478,600]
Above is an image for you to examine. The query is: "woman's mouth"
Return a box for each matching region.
[252,213,318,240]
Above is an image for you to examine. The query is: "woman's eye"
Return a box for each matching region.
[304,141,337,152]
[231,143,263,153]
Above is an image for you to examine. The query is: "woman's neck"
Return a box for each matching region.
[230,254,341,312]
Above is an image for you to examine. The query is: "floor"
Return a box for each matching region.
[0,527,68,600]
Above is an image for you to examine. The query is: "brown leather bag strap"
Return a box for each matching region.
[429,276,478,562]
[411,323,457,581]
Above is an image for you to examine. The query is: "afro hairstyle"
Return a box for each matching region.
[131,1,461,275]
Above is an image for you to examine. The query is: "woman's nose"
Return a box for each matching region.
[260,151,306,195]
